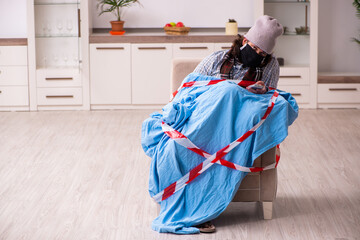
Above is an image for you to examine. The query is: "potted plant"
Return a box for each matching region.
[97,0,140,32]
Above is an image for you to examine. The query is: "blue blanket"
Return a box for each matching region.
[141,73,298,234]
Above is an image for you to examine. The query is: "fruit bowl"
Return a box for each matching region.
[164,26,191,35]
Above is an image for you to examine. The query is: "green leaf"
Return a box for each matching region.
[354,0,360,18]
[96,0,140,21]
[352,37,360,45]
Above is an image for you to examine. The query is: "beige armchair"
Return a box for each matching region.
[170,58,277,220]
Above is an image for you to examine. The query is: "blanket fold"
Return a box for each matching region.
[141,73,298,234]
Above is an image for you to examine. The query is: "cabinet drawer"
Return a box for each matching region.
[0,46,28,66]
[214,42,232,51]
[318,84,360,103]
[277,85,310,103]
[0,86,29,106]
[37,87,83,106]
[173,43,214,58]
[0,66,28,86]
[279,67,309,85]
[37,69,81,87]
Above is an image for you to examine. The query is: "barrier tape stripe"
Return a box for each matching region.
[171,79,257,99]
[153,90,280,202]
[163,122,279,173]
[164,90,279,171]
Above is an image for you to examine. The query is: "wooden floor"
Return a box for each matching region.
[0,109,359,240]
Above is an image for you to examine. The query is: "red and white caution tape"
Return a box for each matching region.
[162,122,280,173]
[153,90,280,202]
[171,79,256,100]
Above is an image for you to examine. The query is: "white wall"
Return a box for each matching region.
[318,0,360,73]
[0,0,27,38]
[91,0,254,28]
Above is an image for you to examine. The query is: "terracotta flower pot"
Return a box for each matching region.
[110,21,125,32]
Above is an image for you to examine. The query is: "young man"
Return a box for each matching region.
[194,15,283,96]
[193,15,283,233]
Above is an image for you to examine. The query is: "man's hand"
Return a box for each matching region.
[246,81,268,94]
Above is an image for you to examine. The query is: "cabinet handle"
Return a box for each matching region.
[279,75,302,78]
[46,95,74,98]
[96,47,124,50]
[179,47,208,50]
[138,47,166,50]
[329,88,357,91]
[291,93,302,96]
[45,77,73,81]
[78,8,81,37]
[0,90,2,94]
[221,46,231,49]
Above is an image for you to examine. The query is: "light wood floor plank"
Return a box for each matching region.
[0,109,359,240]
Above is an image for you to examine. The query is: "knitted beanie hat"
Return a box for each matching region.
[244,15,283,54]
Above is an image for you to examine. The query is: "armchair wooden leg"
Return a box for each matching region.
[262,201,273,220]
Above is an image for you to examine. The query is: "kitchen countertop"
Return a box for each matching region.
[0,38,28,46]
[89,28,244,44]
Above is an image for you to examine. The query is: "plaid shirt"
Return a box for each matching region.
[193,50,280,89]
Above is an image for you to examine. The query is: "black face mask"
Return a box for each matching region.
[240,44,265,68]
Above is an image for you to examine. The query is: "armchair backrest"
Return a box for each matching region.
[171,58,202,93]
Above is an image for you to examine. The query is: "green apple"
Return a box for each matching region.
[170,22,176,27]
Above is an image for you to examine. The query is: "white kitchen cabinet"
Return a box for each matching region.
[35,68,82,108]
[277,67,311,108]
[33,1,80,69]
[318,84,360,109]
[90,44,131,105]
[0,46,29,110]
[317,73,360,109]
[173,43,214,58]
[131,43,173,104]
[27,0,90,110]
[263,0,318,108]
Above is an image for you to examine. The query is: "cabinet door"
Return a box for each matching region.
[34,3,80,69]
[173,43,214,58]
[131,44,172,104]
[90,44,131,104]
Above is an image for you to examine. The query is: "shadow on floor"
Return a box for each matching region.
[213,191,360,228]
